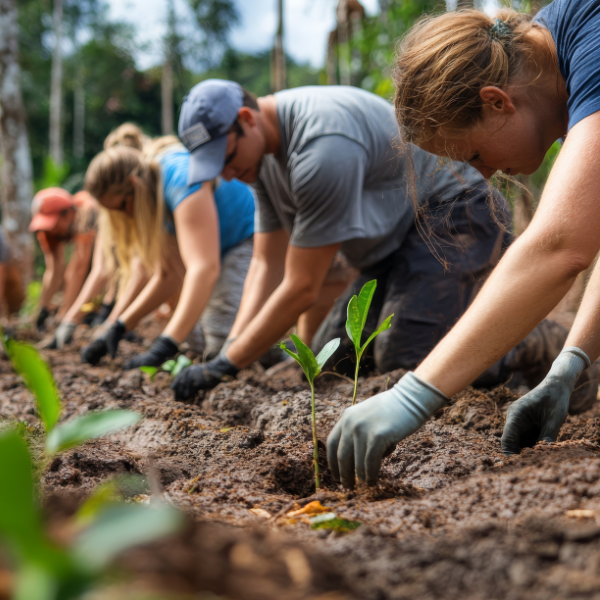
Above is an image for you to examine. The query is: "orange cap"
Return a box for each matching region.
[29,188,74,233]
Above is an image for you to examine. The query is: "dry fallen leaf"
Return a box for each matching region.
[566,509,597,519]
[249,507,272,519]
[287,500,331,518]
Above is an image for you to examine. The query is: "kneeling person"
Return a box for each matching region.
[171,80,508,400]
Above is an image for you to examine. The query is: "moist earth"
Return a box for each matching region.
[3,321,600,600]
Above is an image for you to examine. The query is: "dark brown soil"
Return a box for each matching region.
[3,321,600,600]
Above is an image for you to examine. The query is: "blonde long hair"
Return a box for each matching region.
[103,123,150,151]
[393,8,557,146]
[85,146,165,284]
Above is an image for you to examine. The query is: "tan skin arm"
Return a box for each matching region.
[416,112,600,397]
[103,256,149,326]
[57,235,95,321]
[120,185,221,342]
[226,241,341,368]
[62,232,111,324]
[39,240,66,309]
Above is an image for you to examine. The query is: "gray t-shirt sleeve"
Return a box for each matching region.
[288,135,366,248]
[253,176,283,234]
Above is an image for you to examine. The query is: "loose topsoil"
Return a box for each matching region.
[3,321,600,600]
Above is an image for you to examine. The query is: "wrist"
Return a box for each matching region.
[551,347,590,388]
[392,372,449,419]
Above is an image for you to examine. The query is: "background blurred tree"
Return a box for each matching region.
[0,0,35,304]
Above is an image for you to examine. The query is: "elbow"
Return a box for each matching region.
[187,262,220,288]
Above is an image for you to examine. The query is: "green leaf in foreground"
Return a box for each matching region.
[139,366,158,380]
[161,359,176,372]
[310,512,361,532]
[172,354,192,378]
[45,410,141,455]
[3,338,61,431]
[74,503,184,570]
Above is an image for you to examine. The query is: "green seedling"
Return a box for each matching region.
[2,335,141,455]
[346,280,393,405]
[280,334,340,490]
[162,354,192,377]
[139,365,158,381]
[310,512,361,533]
[0,429,183,600]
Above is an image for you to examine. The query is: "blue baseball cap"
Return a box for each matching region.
[178,79,244,185]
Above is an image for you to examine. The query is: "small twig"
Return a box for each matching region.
[318,371,354,384]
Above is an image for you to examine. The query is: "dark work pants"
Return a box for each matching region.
[313,184,512,376]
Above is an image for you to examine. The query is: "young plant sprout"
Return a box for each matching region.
[280,334,340,490]
[346,280,393,405]
[2,335,140,454]
[139,354,192,381]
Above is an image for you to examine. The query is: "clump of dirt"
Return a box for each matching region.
[3,321,600,599]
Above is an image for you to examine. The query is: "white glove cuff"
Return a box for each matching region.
[562,346,592,369]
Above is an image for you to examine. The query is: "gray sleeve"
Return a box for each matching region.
[0,230,10,263]
[252,176,283,234]
[288,135,366,248]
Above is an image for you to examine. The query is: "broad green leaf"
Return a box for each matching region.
[345,280,377,350]
[46,410,141,455]
[315,338,341,370]
[161,360,176,372]
[3,339,61,431]
[361,313,394,354]
[289,334,320,384]
[357,280,377,334]
[140,366,158,380]
[14,564,55,600]
[172,354,192,378]
[75,481,122,527]
[310,512,361,532]
[74,503,184,570]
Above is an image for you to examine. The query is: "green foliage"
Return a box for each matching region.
[140,366,159,381]
[20,281,43,317]
[35,157,70,192]
[280,335,340,490]
[0,429,182,599]
[45,410,141,455]
[346,281,393,405]
[310,512,361,533]
[161,354,192,378]
[3,338,61,432]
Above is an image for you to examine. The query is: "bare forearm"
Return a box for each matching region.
[63,267,109,324]
[162,265,218,343]
[59,262,89,319]
[227,280,318,368]
[416,238,583,397]
[106,266,149,324]
[565,255,600,361]
[40,266,63,308]
[229,258,283,338]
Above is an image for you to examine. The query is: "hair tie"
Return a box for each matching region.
[488,18,512,41]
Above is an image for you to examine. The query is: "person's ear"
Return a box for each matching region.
[237,106,256,127]
[480,86,516,115]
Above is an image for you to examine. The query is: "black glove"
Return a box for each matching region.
[171,353,239,401]
[105,320,126,358]
[80,338,108,365]
[501,347,590,456]
[90,302,114,327]
[124,335,179,370]
[36,307,50,332]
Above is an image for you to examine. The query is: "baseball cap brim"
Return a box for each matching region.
[187,135,229,186]
[29,212,61,233]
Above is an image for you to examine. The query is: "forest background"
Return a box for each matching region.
[2,0,553,283]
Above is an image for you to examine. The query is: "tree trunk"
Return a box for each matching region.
[161,58,173,134]
[50,0,63,165]
[73,83,84,159]
[0,0,35,296]
[271,0,286,92]
[337,0,351,86]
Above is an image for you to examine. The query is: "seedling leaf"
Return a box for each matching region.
[140,366,158,380]
[316,338,341,370]
[310,512,361,532]
[361,313,394,354]
[74,503,184,570]
[46,410,141,455]
[357,280,377,333]
[3,339,61,431]
[345,295,361,348]
[161,360,176,372]
[286,334,320,384]
[172,354,192,378]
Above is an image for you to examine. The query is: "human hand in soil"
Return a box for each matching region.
[171,353,239,401]
[55,321,76,349]
[327,372,448,488]
[36,306,51,332]
[124,335,179,370]
[501,347,591,456]
[80,319,126,365]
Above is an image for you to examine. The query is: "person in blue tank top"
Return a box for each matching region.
[79,137,255,368]
[326,0,600,488]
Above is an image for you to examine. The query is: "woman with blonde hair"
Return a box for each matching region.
[79,141,255,368]
[328,0,600,487]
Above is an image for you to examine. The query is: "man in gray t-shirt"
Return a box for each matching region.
[170,79,513,400]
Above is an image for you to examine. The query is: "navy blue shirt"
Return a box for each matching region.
[536,0,600,130]
[159,151,255,256]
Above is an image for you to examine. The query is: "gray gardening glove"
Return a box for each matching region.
[55,322,77,349]
[327,372,448,488]
[501,347,591,456]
